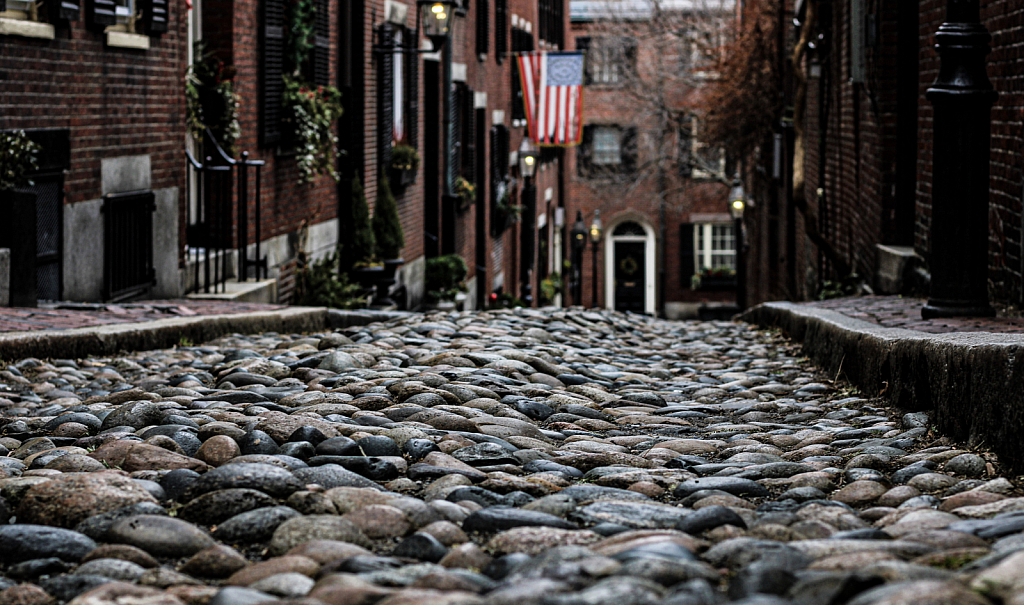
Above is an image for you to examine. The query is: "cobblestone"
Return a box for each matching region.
[0,307,1017,605]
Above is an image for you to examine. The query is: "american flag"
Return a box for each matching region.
[517,51,585,147]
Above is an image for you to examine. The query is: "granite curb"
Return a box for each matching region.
[741,301,1024,472]
[0,307,414,362]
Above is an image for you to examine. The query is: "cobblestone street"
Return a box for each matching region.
[0,308,1019,605]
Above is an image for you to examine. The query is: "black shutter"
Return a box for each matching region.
[622,126,638,174]
[552,0,563,47]
[680,223,695,285]
[88,0,116,26]
[462,88,476,183]
[379,27,395,170]
[450,84,463,185]
[313,0,330,86]
[145,0,168,32]
[578,125,593,177]
[495,0,507,63]
[678,125,693,178]
[262,0,285,146]
[405,42,419,146]
[511,59,525,121]
[538,0,548,42]
[0,0,8,12]
[55,0,81,21]
[624,38,638,79]
[576,37,592,84]
[476,0,489,56]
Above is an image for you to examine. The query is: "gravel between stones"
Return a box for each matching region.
[0,308,1018,605]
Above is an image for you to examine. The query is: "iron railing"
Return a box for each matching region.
[184,130,267,294]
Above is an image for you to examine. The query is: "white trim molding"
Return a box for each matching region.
[603,215,657,315]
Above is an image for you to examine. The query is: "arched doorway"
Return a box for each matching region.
[605,220,656,314]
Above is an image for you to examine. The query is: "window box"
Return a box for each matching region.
[0,16,55,39]
[389,166,416,191]
[106,30,149,48]
[693,274,736,291]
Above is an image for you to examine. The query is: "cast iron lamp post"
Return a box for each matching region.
[729,178,747,311]
[570,211,586,305]
[519,140,539,306]
[922,0,997,318]
[418,0,456,52]
[590,209,602,308]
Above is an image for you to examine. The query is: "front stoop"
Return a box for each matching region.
[187,279,278,304]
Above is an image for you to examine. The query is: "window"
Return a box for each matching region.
[577,36,635,86]
[538,0,563,47]
[695,223,736,272]
[592,127,620,165]
[578,124,637,177]
[4,0,80,21]
[689,119,725,179]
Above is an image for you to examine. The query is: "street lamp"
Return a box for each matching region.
[518,139,538,177]
[418,0,456,52]
[519,140,539,305]
[922,0,996,318]
[589,209,602,308]
[570,211,586,305]
[729,177,746,311]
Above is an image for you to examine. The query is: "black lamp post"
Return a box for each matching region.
[570,210,586,305]
[519,140,539,306]
[589,209,602,308]
[922,0,997,319]
[729,177,747,311]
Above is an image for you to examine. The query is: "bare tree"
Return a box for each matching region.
[574,0,738,207]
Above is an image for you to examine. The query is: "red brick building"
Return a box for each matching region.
[568,0,736,317]
[0,0,187,302]
[741,0,1024,309]
[1,0,573,309]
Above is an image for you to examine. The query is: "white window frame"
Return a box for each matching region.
[694,222,736,273]
[690,120,725,179]
[592,126,621,166]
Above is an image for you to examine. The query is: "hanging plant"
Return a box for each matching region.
[454,176,476,211]
[185,42,241,155]
[281,0,344,183]
[283,76,344,182]
[390,142,420,172]
[0,131,40,192]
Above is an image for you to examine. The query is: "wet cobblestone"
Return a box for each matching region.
[0,307,1018,605]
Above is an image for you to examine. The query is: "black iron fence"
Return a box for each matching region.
[184,130,267,294]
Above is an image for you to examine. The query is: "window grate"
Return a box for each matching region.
[103,190,156,302]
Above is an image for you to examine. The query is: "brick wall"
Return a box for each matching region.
[567,16,733,312]
[0,12,188,204]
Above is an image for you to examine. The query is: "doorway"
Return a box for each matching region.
[606,220,655,314]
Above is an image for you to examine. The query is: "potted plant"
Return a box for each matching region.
[370,177,405,306]
[454,176,476,212]
[345,176,383,290]
[0,130,40,307]
[691,267,737,291]
[389,142,419,190]
[425,254,468,310]
[539,271,563,306]
[492,180,522,235]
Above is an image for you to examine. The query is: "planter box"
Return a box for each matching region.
[696,275,737,292]
[389,167,416,192]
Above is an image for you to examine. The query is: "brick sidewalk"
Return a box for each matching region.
[804,295,1024,334]
[0,300,286,333]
